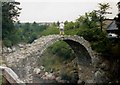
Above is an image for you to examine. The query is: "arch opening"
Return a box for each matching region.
[63,39,92,66]
[36,39,94,83]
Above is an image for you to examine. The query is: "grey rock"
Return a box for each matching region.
[56,77,61,81]
[100,60,110,71]
[33,68,41,74]
[18,44,24,48]
[12,47,16,52]
[94,70,110,83]
[3,47,7,53]
[7,47,12,53]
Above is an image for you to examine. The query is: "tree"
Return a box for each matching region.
[64,21,75,30]
[115,2,120,31]
[2,1,21,46]
[76,11,99,29]
[95,3,111,31]
[56,21,60,27]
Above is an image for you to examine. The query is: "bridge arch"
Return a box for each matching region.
[4,35,96,83]
[37,35,95,65]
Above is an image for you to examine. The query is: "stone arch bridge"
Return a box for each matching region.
[3,35,96,83]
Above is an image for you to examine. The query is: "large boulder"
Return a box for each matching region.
[94,69,110,83]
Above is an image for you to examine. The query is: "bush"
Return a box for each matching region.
[77,28,106,42]
[28,33,38,43]
[41,24,59,36]
[48,41,75,61]
[91,38,109,53]
[77,28,109,53]
[3,38,12,47]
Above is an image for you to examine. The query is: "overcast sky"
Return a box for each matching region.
[15,0,119,22]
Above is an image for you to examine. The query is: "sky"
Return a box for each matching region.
[15,0,119,22]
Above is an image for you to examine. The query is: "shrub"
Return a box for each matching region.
[77,28,106,42]
[48,41,75,61]
[3,38,12,47]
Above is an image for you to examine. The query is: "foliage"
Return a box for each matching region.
[76,11,99,29]
[91,37,110,53]
[64,21,75,30]
[77,27,110,53]
[77,28,106,42]
[18,22,48,43]
[3,38,12,47]
[95,3,111,31]
[2,2,48,47]
[48,41,75,60]
[41,21,80,36]
[40,7,112,54]
[2,2,21,46]
[3,21,48,46]
[41,23,59,36]
[64,28,80,35]
[75,4,112,54]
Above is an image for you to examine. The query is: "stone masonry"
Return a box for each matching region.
[3,35,97,83]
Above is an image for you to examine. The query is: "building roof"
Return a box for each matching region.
[103,19,113,29]
[107,20,118,30]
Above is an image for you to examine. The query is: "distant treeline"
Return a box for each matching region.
[3,21,49,47]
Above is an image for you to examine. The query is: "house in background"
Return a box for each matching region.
[106,20,119,38]
[106,2,120,38]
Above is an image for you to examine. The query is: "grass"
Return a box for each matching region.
[39,51,63,72]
